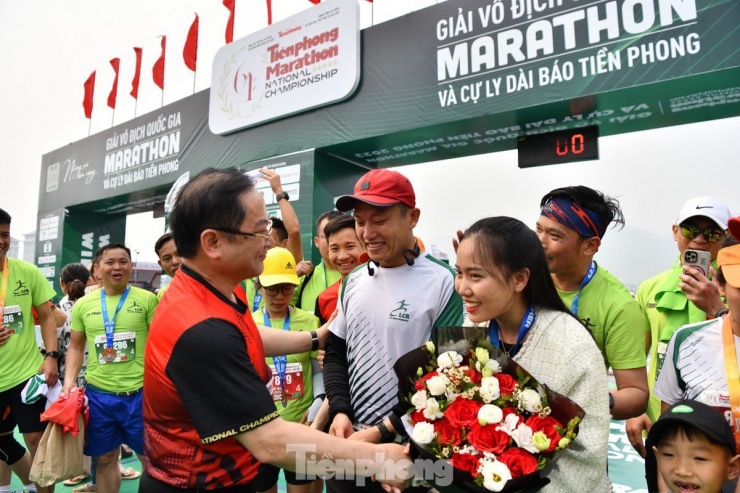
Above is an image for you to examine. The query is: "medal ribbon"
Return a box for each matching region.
[0,258,8,320]
[722,312,740,450]
[101,286,130,349]
[569,261,597,316]
[264,309,291,394]
[490,306,536,356]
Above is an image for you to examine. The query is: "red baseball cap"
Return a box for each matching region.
[335,169,416,212]
[729,215,740,240]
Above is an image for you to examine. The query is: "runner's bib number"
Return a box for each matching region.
[94,331,136,364]
[268,362,304,402]
[2,305,23,334]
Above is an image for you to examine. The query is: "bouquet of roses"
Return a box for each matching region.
[393,326,584,493]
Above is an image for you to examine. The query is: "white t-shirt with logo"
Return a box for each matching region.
[654,316,739,429]
[329,253,462,424]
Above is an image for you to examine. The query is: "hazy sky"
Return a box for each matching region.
[1,0,738,288]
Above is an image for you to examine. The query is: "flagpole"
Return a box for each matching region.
[111,109,115,128]
[88,119,92,137]
[134,100,138,118]
[192,71,196,94]
[161,89,164,108]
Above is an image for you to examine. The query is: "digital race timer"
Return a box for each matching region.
[517,126,599,168]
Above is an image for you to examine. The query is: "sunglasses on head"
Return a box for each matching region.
[679,223,726,242]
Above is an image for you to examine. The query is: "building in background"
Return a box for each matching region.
[22,231,36,262]
[8,236,20,260]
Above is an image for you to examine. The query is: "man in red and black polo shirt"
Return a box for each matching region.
[142,168,412,493]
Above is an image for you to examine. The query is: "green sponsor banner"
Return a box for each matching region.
[37,0,739,243]
[34,209,126,300]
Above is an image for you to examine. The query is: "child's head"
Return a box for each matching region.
[646,400,740,493]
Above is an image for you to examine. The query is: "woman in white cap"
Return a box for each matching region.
[251,247,321,493]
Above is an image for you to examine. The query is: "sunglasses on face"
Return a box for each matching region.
[264,284,296,296]
[679,223,726,242]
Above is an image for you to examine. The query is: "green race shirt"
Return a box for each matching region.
[298,261,341,314]
[557,263,648,371]
[71,286,158,393]
[252,306,319,423]
[0,258,56,392]
[637,257,715,422]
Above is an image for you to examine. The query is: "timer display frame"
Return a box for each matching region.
[517,127,599,168]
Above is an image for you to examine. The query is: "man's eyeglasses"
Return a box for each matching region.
[679,223,726,242]
[264,284,296,296]
[211,220,273,240]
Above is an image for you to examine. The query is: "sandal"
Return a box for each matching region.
[73,484,97,493]
[63,474,90,486]
[120,467,141,480]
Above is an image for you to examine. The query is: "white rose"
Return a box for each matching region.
[510,423,538,453]
[412,422,435,445]
[518,388,543,413]
[478,376,501,403]
[423,398,444,420]
[496,413,522,436]
[478,359,503,376]
[475,347,490,365]
[479,459,512,492]
[426,375,449,396]
[437,351,463,370]
[477,404,503,426]
[411,390,428,410]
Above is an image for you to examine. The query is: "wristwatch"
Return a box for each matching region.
[310,330,319,352]
[44,351,61,359]
[275,191,290,202]
[375,419,395,443]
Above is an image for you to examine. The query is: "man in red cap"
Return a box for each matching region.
[323,169,463,493]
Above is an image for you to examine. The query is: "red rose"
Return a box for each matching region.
[451,453,481,477]
[410,409,429,425]
[434,418,463,447]
[445,398,483,428]
[495,373,518,396]
[467,424,510,454]
[501,407,524,427]
[525,415,563,453]
[415,380,426,391]
[464,366,482,384]
[421,371,439,381]
[498,448,538,478]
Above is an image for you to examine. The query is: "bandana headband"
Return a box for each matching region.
[540,197,606,239]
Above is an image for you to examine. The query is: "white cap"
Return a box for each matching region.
[676,197,731,229]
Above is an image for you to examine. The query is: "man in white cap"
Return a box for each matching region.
[626,196,731,456]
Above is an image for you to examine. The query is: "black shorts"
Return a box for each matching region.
[253,463,315,489]
[0,381,47,434]
[139,470,256,493]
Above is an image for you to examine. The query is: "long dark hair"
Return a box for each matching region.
[461,217,572,316]
[61,263,91,301]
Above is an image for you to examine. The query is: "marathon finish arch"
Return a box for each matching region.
[37,0,740,296]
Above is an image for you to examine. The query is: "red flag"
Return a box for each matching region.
[83,71,95,119]
[107,58,120,109]
[223,0,235,44]
[153,36,166,90]
[266,0,272,25]
[308,0,320,4]
[183,14,199,72]
[131,47,143,99]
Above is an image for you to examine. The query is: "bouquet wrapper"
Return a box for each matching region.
[393,326,586,493]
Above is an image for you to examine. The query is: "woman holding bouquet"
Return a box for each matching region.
[455,217,610,492]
